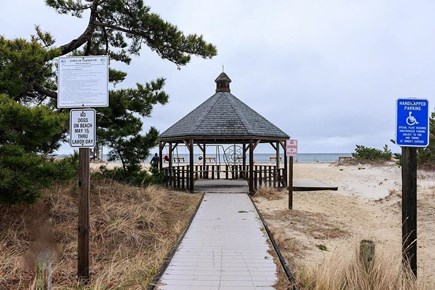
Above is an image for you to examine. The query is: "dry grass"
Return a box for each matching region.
[295,242,432,290]
[0,179,201,289]
[255,186,283,200]
[254,183,435,289]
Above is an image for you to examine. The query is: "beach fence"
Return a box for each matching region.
[162,164,286,191]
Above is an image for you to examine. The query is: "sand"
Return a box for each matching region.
[253,162,435,284]
[91,160,435,283]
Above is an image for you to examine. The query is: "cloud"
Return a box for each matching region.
[1,0,434,155]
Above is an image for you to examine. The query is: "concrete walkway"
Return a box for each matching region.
[157,180,278,290]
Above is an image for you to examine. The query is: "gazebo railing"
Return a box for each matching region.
[162,165,287,191]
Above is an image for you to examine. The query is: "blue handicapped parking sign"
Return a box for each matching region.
[396,98,429,147]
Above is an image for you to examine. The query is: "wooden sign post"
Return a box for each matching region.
[401,147,417,277]
[286,139,298,210]
[78,148,90,282]
[58,56,109,283]
[288,156,293,210]
[396,98,430,278]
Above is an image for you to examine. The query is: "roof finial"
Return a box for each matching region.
[222,65,225,72]
[215,71,231,93]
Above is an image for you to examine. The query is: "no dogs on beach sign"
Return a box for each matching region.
[70,109,96,148]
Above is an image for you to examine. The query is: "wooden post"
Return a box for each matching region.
[242,143,246,179]
[283,144,288,188]
[360,240,375,273]
[78,148,90,283]
[402,147,417,277]
[288,156,293,210]
[202,143,206,179]
[249,140,254,194]
[189,139,194,192]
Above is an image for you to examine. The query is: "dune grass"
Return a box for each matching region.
[0,178,201,289]
[254,186,435,290]
[295,242,431,290]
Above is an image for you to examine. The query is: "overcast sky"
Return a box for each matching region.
[1,1,434,153]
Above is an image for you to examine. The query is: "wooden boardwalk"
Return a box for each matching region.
[156,180,278,290]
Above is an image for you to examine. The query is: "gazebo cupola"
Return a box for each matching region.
[215,72,231,93]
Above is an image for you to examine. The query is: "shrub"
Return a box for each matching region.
[95,166,163,187]
[352,144,392,161]
[0,146,77,204]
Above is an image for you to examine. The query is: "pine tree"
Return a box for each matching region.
[0,0,217,202]
[45,0,217,172]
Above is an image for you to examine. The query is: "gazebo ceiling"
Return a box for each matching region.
[159,73,289,143]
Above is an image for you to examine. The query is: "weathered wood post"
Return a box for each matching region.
[396,98,429,278]
[288,156,293,210]
[360,239,375,273]
[249,140,254,194]
[78,147,90,283]
[402,147,417,277]
[189,139,194,192]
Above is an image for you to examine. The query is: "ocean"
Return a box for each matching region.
[142,153,352,164]
[56,152,352,163]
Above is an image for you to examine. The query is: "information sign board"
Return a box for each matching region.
[286,139,298,156]
[70,109,96,148]
[396,98,429,147]
[58,56,109,108]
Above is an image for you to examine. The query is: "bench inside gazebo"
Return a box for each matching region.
[158,72,290,194]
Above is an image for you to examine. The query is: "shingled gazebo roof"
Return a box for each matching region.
[160,72,289,142]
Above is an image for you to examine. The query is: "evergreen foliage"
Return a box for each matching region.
[0,145,77,204]
[0,1,217,203]
[417,110,435,168]
[352,144,393,161]
[0,94,75,203]
[0,94,67,154]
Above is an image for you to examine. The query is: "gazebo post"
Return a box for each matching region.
[249,140,254,194]
[189,139,194,192]
[202,143,207,178]
[169,143,173,168]
[242,143,247,179]
[159,141,164,170]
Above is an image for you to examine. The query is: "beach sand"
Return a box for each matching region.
[91,159,435,283]
[253,162,435,284]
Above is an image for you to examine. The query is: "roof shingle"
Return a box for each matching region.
[160,91,289,141]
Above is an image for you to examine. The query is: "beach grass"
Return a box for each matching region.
[295,242,431,290]
[0,178,201,289]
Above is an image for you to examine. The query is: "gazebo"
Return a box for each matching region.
[159,72,290,194]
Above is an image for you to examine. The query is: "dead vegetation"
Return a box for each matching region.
[254,186,283,200]
[0,178,201,289]
[295,243,428,290]
[253,181,435,289]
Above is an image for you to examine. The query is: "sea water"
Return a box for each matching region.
[144,153,353,163]
[56,152,352,163]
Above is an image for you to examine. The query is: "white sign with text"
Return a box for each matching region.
[286,139,298,156]
[70,109,96,148]
[58,56,109,108]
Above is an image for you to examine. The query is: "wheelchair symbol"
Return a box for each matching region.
[406,111,419,126]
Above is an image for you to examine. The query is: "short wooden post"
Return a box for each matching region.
[360,239,375,273]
